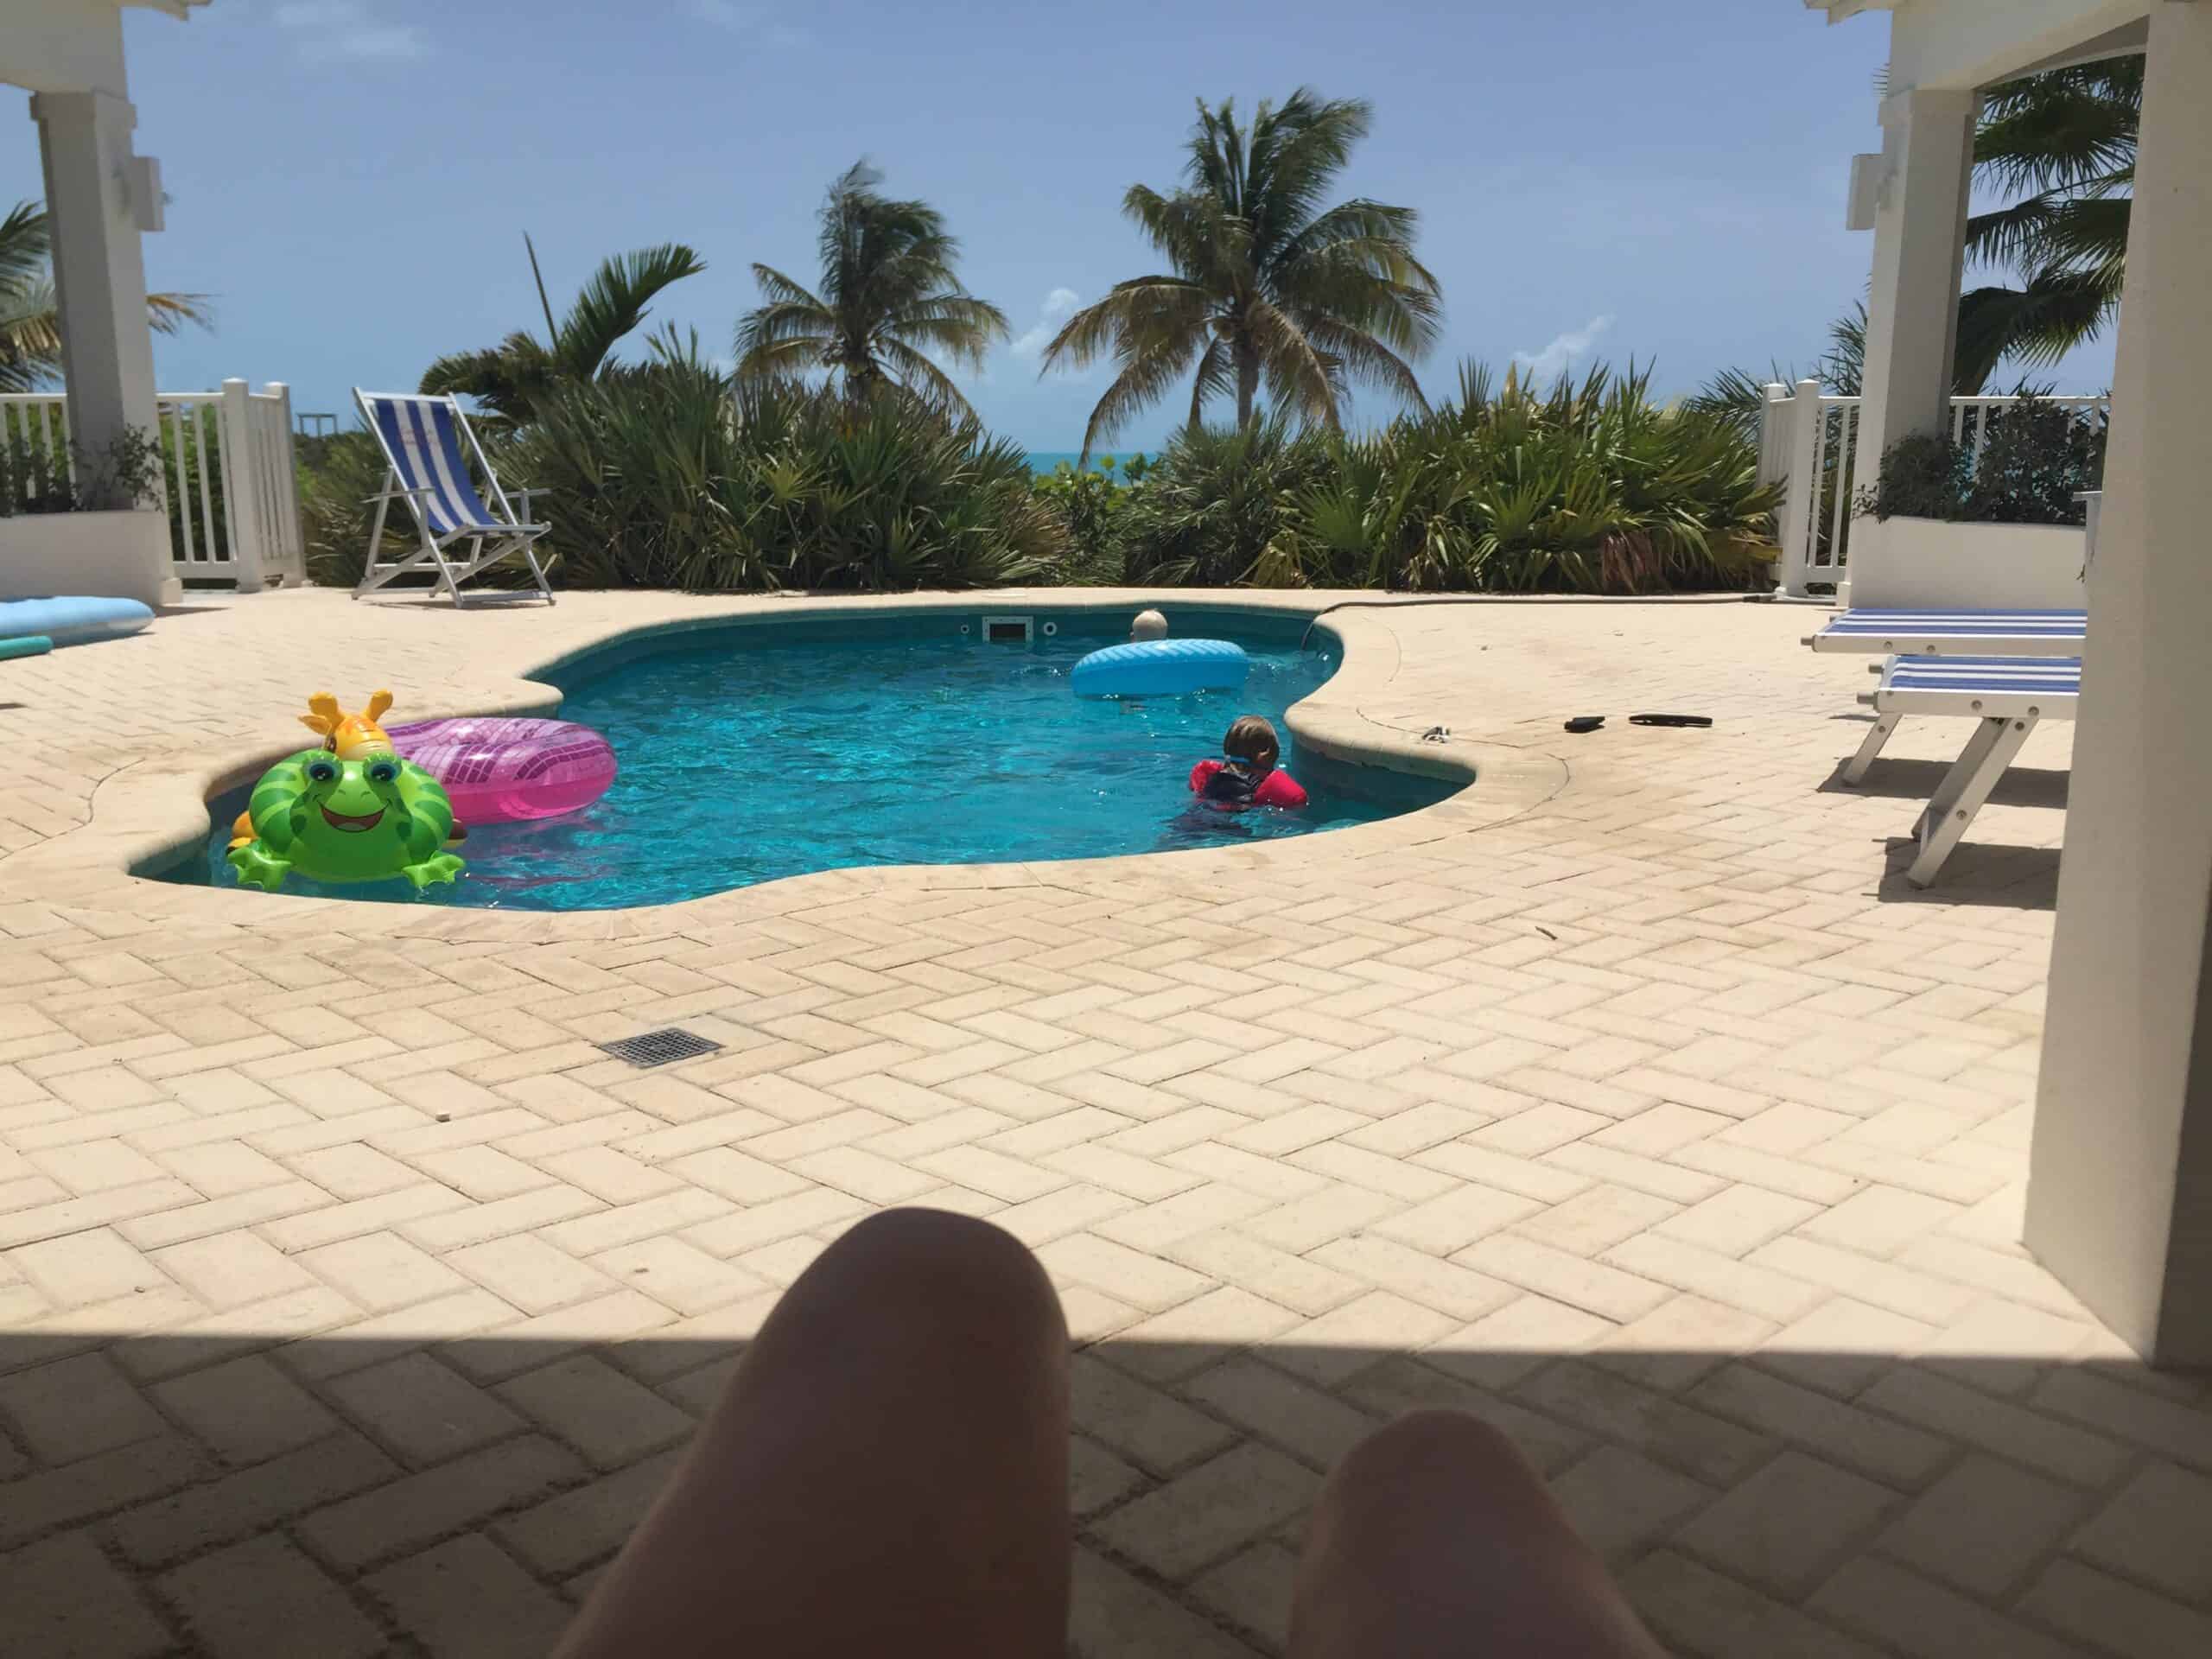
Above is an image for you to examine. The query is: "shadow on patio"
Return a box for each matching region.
[0,1325,2202,1657]
[1825,759,2071,812]
[1873,841,2063,908]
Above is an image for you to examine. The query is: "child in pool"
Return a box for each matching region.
[1190,715,1308,810]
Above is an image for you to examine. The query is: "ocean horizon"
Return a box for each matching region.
[1025,449,1152,475]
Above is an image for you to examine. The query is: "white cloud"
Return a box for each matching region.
[274,1,425,62]
[690,2,810,44]
[1010,288,1081,361]
[1512,315,1615,381]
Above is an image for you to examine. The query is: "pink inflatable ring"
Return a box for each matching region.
[385,717,616,825]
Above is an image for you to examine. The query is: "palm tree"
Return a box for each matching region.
[1955,57,2137,391]
[420,235,705,423]
[734,162,1008,418]
[1040,89,1441,459]
[0,200,213,394]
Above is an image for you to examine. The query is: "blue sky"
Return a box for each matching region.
[7,0,2115,449]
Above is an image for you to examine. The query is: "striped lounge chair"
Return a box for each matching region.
[1805,607,2086,656]
[1859,655,2080,887]
[354,391,553,604]
[1808,608,2085,779]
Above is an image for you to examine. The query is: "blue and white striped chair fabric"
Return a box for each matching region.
[1806,607,2087,656]
[1856,654,2081,888]
[366,394,515,536]
[353,391,553,603]
[1878,655,2083,701]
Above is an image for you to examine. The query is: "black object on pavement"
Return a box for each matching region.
[1629,714,1713,728]
[1563,716,1605,734]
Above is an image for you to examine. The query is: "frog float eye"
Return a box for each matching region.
[306,758,339,785]
[365,759,399,785]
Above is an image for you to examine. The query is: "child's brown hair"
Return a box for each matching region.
[1223,716,1281,767]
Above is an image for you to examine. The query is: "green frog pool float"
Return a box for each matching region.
[228,747,465,893]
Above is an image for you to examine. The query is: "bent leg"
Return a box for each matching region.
[556,1209,1071,1659]
[1287,1409,1666,1659]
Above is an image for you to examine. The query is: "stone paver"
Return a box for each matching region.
[0,586,2202,1656]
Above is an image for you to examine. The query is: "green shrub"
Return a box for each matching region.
[508,345,1069,592]
[1029,454,1148,585]
[299,429,407,588]
[302,340,1071,594]
[1963,398,2107,524]
[1119,416,1334,587]
[0,423,162,516]
[1859,432,1970,523]
[1860,396,2106,524]
[1120,362,1781,594]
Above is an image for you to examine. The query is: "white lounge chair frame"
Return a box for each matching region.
[1808,608,2085,779]
[1857,655,2080,887]
[353,391,554,604]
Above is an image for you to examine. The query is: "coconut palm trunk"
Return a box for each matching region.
[1236,335,1260,428]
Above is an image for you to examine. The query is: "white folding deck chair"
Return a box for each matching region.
[1859,654,2080,887]
[354,391,554,604]
[1808,607,2085,779]
[1805,607,2086,656]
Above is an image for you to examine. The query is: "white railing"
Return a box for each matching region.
[1759,380,2110,598]
[0,378,306,591]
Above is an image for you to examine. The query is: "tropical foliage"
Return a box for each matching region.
[1958,58,2137,391]
[1041,89,1440,456]
[312,336,1066,593]
[0,200,212,394]
[1030,454,1149,583]
[735,162,1008,418]
[1688,305,1866,442]
[0,423,164,516]
[1859,395,2107,525]
[418,235,705,423]
[1106,363,1778,593]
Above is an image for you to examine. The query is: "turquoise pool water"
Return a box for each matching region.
[165,612,1454,912]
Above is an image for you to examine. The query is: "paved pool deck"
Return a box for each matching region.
[0,586,2203,1658]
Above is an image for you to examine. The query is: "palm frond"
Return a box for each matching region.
[879,294,1010,371]
[877,337,979,421]
[1038,278,1211,373]
[0,201,50,290]
[1082,329,1205,461]
[1248,296,1341,427]
[147,291,214,335]
[1975,59,2140,200]
[1955,267,2123,391]
[556,243,707,379]
[1187,336,1232,427]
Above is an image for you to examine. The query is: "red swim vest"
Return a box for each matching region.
[1189,759,1308,810]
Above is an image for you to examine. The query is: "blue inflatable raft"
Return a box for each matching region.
[0,596,154,648]
[1071,637,1249,698]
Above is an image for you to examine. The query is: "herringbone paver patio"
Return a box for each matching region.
[0,588,2202,1656]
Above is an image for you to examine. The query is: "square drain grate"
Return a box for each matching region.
[596,1027,725,1069]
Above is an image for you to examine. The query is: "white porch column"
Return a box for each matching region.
[1849,88,1977,497]
[2025,3,2212,1368]
[29,89,160,497]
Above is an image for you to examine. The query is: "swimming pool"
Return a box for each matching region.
[163,609,1457,912]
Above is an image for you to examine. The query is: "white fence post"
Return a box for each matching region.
[262,381,307,587]
[218,378,268,594]
[1757,382,1790,489]
[1774,378,1822,599]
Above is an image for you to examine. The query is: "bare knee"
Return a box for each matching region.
[1339,1409,1533,1489]
[1321,1408,1552,1532]
[816,1208,1063,1338]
